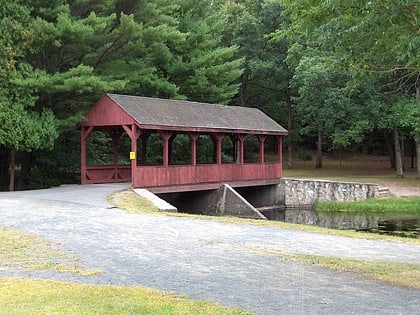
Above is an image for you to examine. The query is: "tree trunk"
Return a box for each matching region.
[17,152,32,190]
[401,135,405,171]
[415,134,420,179]
[0,146,7,187]
[384,130,395,168]
[239,71,249,107]
[286,88,293,169]
[315,124,323,168]
[9,149,16,191]
[416,85,420,179]
[394,127,403,177]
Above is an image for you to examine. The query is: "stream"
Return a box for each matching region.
[284,209,420,239]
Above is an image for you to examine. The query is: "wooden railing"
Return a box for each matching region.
[84,165,131,183]
[132,163,282,189]
[83,163,282,191]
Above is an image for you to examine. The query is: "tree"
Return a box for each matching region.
[223,0,293,164]
[0,0,58,190]
[292,55,355,168]
[0,0,245,187]
[167,0,243,104]
[279,0,420,177]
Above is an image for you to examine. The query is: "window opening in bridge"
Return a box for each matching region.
[117,132,131,165]
[244,134,260,163]
[264,135,279,163]
[169,133,191,165]
[86,131,113,165]
[197,135,215,164]
[145,132,163,166]
[221,136,234,163]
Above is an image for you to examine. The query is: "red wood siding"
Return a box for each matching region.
[84,165,131,184]
[81,95,134,127]
[131,163,282,189]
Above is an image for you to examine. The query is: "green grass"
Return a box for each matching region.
[256,248,420,289]
[0,278,250,315]
[314,197,420,215]
[108,189,159,213]
[0,227,100,275]
[297,254,420,289]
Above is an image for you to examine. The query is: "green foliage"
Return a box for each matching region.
[196,135,215,164]
[226,0,291,124]
[28,166,61,189]
[0,103,57,151]
[0,1,58,154]
[279,0,420,173]
[170,134,191,165]
[0,0,245,187]
[169,0,243,104]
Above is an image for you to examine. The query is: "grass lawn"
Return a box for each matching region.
[314,197,420,215]
[0,227,100,275]
[0,277,249,315]
[283,154,420,189]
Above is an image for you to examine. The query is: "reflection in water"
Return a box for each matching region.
[284,209,420,239]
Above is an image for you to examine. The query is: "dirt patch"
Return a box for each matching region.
[385,184,420,197]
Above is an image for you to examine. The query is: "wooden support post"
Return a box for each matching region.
[235,134,246,164]
[211,133,223,164]
[109,128,123,179]
[189,133,199,166]
[81,126,94,184]
[122,124,141,184]
[159,131,172,167]
[277,136,283,164]
[258,135,266,164]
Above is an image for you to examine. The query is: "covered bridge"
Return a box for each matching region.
[79,93,288,193]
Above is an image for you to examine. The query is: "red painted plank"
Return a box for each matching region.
[131,163,282,188]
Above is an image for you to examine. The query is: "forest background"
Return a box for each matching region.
[0,0,419,191]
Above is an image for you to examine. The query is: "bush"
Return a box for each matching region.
[28,167,61,189]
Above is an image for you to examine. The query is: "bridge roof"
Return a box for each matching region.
[107,93,287,135]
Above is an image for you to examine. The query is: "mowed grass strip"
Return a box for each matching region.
[255,248,420,289]
[314,197,420,215]
[0,227,100,275]
[0,277,251,315]
[296,255,420,289]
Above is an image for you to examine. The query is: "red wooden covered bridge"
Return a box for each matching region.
[79,93,288,193]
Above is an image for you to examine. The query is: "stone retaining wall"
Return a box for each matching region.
[281,178,379,207]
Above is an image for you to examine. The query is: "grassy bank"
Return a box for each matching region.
[314,197,420,215]
[0,227,99,275]
[0,278,249,315]
[256,249,420,289]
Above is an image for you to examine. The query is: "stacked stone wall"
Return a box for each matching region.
[281,178,379,207]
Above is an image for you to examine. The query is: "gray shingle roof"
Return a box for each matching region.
[107,93,287,135]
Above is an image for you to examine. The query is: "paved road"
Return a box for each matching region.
[0,184,419,314]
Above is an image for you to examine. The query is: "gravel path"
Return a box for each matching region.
[0,184,419,314]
